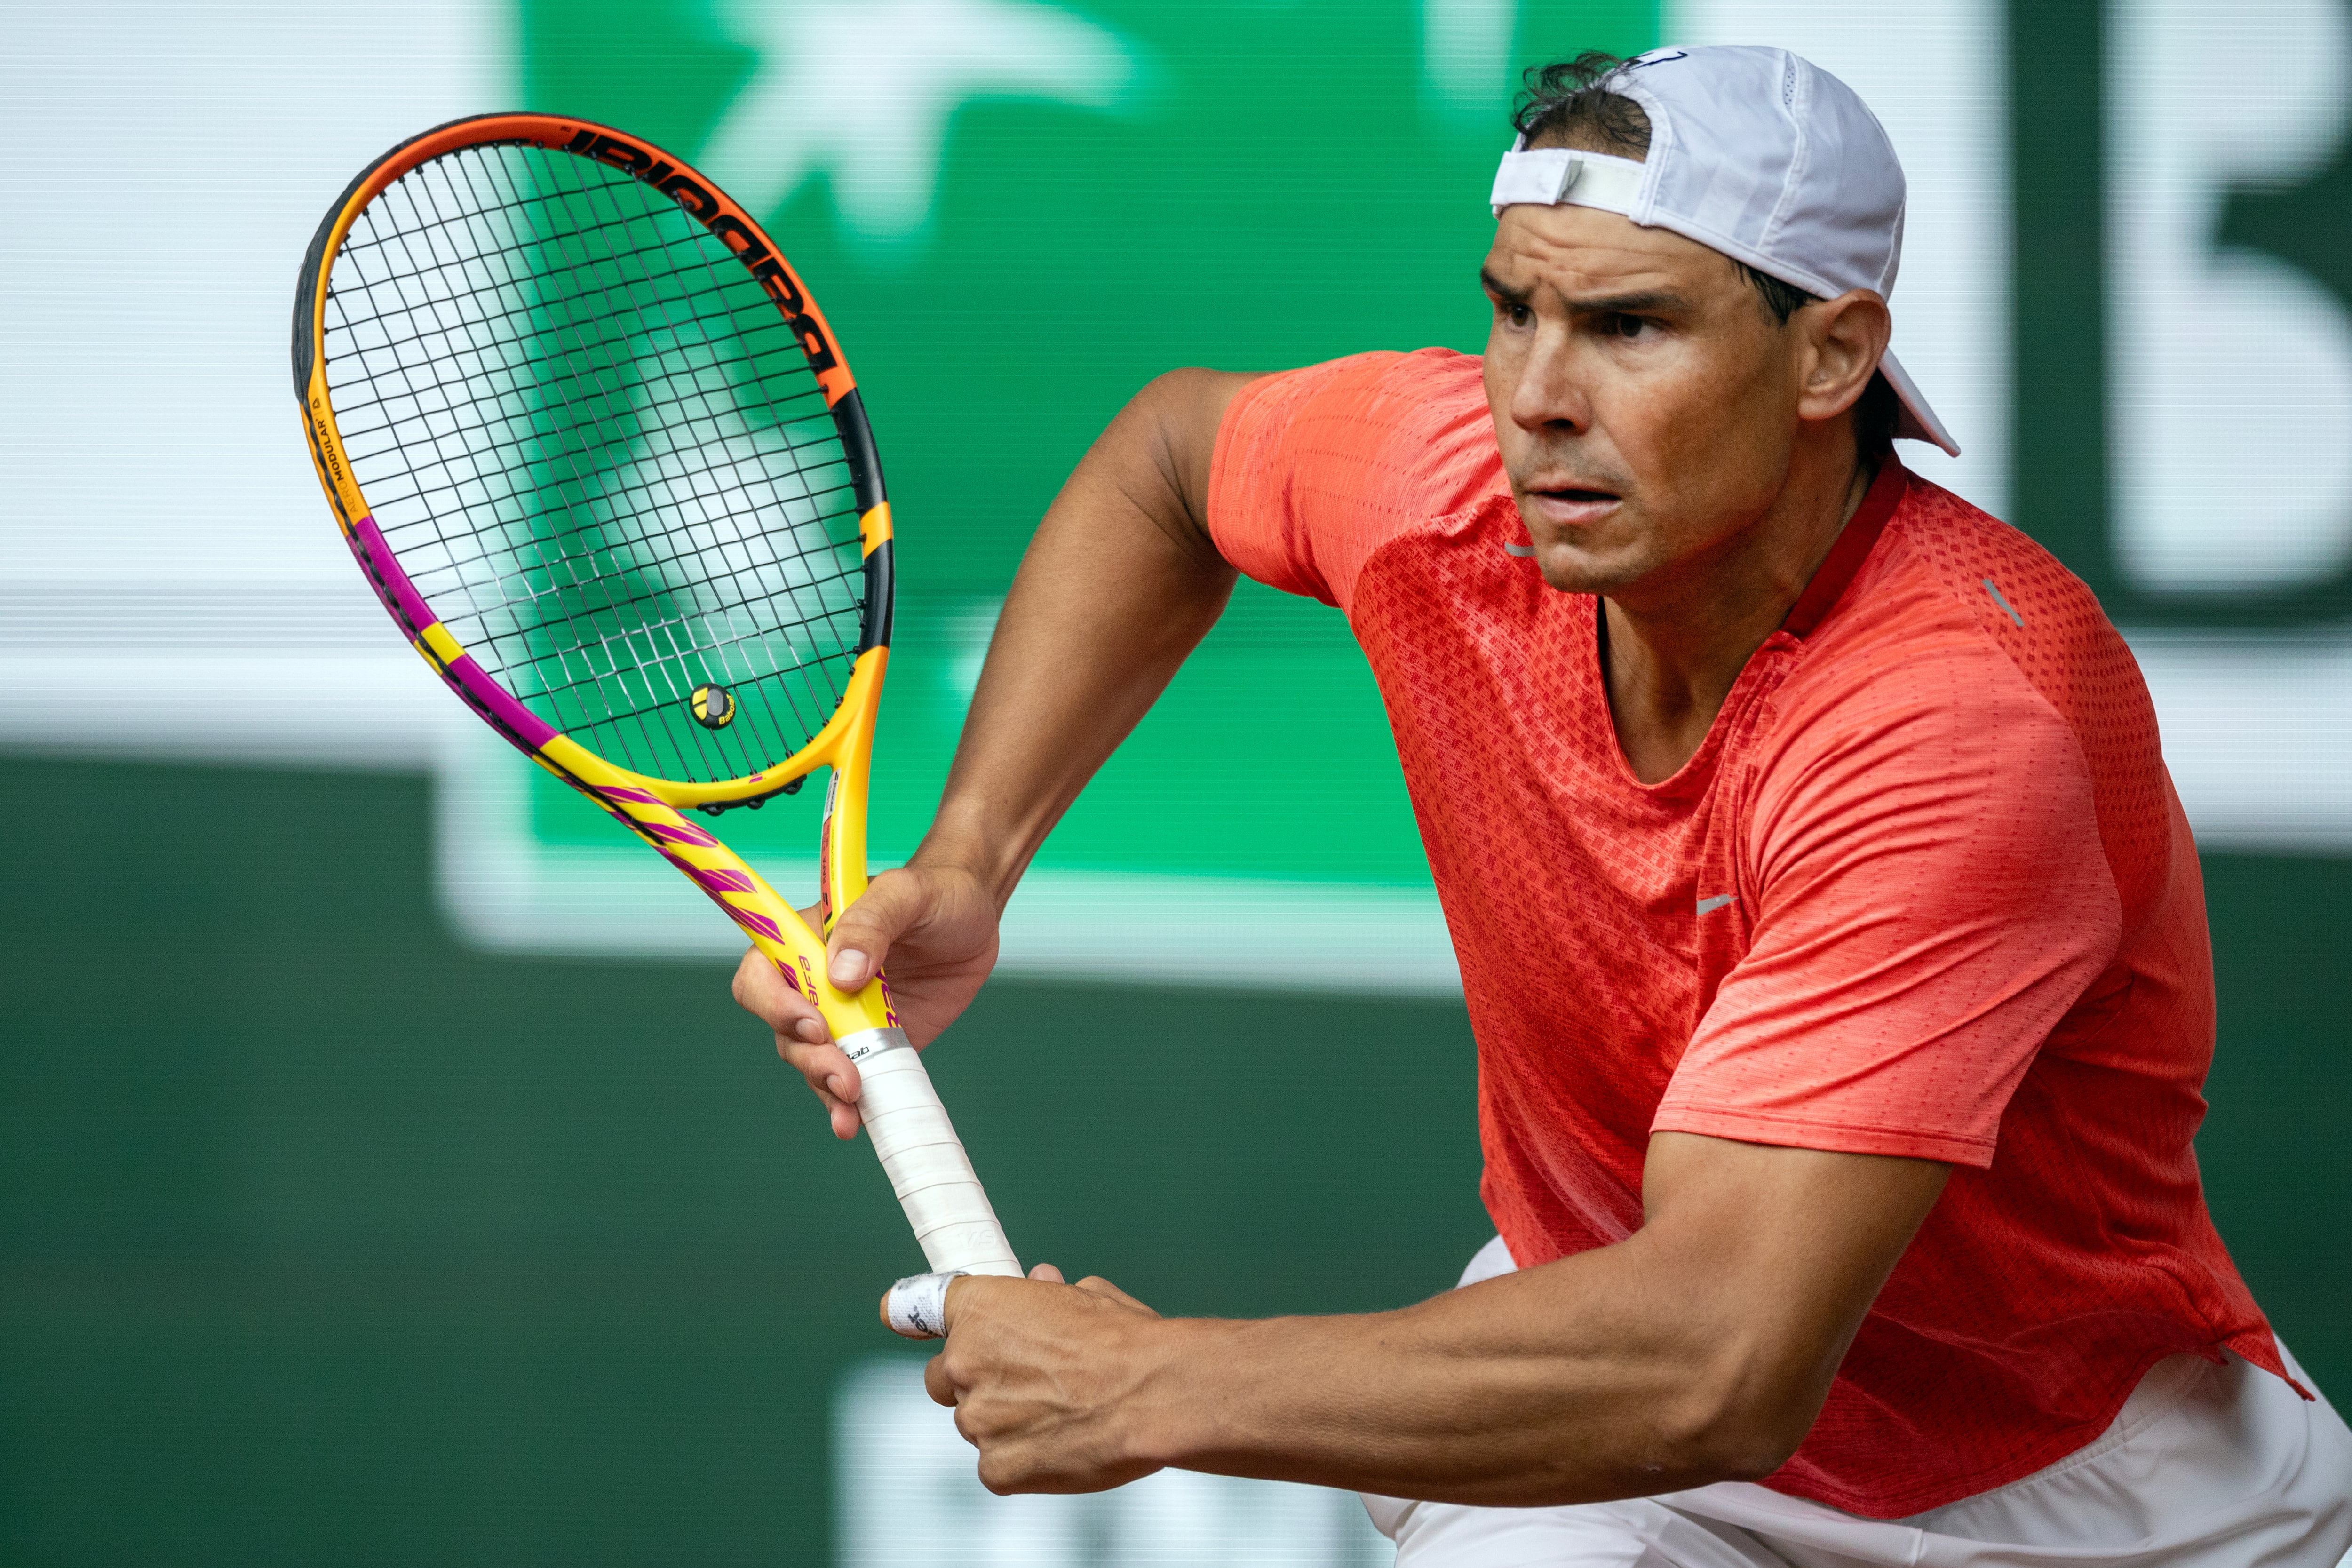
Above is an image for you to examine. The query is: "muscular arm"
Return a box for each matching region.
[734,369,1263,1132]
[929,1131,1949,1503]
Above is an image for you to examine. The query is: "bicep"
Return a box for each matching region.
[1637,1131,1948,1460]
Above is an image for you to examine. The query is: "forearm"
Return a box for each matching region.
[944,1138,1949,1504]
[912,369,1254,904]
[1122,1236,1787,1505]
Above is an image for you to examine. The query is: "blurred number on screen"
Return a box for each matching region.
[2108,0,2352,594]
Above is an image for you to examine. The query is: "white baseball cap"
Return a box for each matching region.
[1489,45,1958,457]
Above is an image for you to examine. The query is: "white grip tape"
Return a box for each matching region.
[884,1270,963,1338]
[850,1030,1022,1279]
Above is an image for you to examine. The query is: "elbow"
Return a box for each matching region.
[1646,1375,1819,1488]
[1699,1416,1808,1486]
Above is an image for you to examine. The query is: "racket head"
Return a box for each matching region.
[294,113,894,810]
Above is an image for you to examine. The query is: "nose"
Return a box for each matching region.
[1508,322,1591,437]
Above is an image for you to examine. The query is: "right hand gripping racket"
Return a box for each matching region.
[293,114,1020,1320]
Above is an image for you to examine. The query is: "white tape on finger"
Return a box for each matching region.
[845,1028,1022,1279]
[884,1270,963,1338]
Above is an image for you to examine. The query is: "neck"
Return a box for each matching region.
[1601,440,1876,785]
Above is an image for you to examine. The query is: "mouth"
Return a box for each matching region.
[1523,480,1623,525]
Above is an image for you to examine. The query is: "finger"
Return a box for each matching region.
[825,867,931,990]
[1028,1261,1065,1283]
[775,1034,861,1101]
[772,1025,864,1140]
[924,1351,958,1409]
[805,1067,861,1141]
[1072,1276,1160,1317]
[731,947,832,1044]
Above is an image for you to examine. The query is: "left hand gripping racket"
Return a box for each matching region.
[293,114,1021,1305]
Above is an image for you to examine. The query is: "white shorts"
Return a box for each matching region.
[1363,1237,2352,1567]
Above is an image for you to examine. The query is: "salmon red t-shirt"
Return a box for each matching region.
[1207,347,2294,1518]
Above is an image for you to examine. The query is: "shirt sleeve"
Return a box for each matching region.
[1652,627,2126,1168]
[1207,348,1494,613]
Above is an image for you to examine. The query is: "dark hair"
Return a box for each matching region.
[1513,51,1653,154]
[1513,52,1899,453]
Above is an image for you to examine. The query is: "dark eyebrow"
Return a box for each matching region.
[1477,272,1691,319]
[1566,289,1688,317]
[1478,267,1530,306]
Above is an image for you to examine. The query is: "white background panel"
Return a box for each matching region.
[0,0,502,772]
[0,0,506,588]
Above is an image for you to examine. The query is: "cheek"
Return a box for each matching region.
[1609,348,1783,474]
[1597,361,1792,546]
[1481,322,1521,398]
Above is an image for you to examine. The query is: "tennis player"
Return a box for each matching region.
[734,47,2352,1563]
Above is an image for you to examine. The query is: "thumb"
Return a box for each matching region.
[826,868,927,990]
[879,1270,974,1340]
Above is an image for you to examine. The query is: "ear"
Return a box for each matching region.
[1794,289,1892,426]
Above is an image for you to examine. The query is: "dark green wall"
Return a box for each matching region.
[1,752,2344,1562]
[0,755,1487,1565]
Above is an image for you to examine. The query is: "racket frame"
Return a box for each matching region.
[294,113,903,1043]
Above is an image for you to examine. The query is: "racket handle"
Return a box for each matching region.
[840,1027,1022,1280]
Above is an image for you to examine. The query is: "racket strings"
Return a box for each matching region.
[348,149,866,780]
[477,152,875,752]
[319,140,868,783]
[327,159,851,785]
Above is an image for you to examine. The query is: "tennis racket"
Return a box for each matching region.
[292,113,1021,1310]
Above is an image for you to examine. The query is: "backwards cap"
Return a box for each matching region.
[1489,45,1957,457]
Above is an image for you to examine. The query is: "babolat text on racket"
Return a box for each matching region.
[292,114,1020,1306]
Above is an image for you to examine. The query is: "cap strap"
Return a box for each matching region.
[1490,149,1646,218]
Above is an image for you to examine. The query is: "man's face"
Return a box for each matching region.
[1481,202,1811,600]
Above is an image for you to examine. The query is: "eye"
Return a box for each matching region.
[1603,313,1653,339]
[1497,301,1533,328]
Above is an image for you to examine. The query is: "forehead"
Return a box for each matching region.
[1484,203,1743,303]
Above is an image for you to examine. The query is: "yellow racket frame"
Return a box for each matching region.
[295,114,902,1040]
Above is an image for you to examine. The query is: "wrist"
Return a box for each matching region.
[907,806,1033,911]
[1118,1315,1243,1472]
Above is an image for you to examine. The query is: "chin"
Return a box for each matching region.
[1526,539,1648,598]
[1514,504,1647,591]
[1536,561,1615,596]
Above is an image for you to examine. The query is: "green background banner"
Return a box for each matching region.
[516,0,1651,885]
